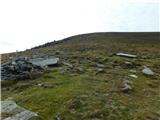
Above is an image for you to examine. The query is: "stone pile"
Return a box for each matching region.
[1,57,43,80]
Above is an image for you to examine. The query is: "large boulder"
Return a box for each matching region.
[1,100,41,120]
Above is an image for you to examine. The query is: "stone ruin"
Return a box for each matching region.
[1,57,59,80]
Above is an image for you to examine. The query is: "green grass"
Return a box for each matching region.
[2,64,160,120]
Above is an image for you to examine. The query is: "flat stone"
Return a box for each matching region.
[30,57,59,67]
[1,101,18,113]
[3,110,38,120]
[129,74,138,79]
[116,53,137,58]
[1,101,38,120]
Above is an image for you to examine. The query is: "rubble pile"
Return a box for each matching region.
[1,57,43,80]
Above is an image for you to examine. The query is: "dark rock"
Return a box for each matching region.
[1,57,43,80]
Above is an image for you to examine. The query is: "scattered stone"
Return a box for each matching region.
[116,53,137,58]
[96,63,105,68]
[129,74,138,79]
[1,101,38,120]
[96,68,104,73]
[62,62,73,68]
[121,80,133,93]
[37,83,43,87]
[55,115,63,120]
[142,66,154,76]
[129,69,137,73]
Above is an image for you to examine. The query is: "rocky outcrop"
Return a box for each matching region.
[1,57,43,80]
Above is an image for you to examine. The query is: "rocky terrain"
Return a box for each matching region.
[1,32,160,120]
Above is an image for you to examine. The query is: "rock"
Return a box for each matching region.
[142,66,154,76]
[1,57,43,80]
[129,69,137,73]
[129,74,138,79]
[62,62,73,68]
[116,53,137,58]
[96,63,105,68]
[95,68,104,74]
[29,57,59,67]
[37,83,43,87]
[1,101,38,120]
[121,80,133,93]
[121,84,132,93]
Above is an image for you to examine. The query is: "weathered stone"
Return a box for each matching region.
[121,80,133,93]
[142,66,154,76]
[1,101,38,120]
[116,53,137,58]
[129,69,137,73]
[129,74,138,79]
[96,63,105,68]
[62,62,73,68]
[29,57,59,67]
[1,57,43,80]
[95,68,104,74]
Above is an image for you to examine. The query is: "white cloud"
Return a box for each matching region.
[0,0,159,53]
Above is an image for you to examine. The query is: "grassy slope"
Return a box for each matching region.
[1,32,160,120]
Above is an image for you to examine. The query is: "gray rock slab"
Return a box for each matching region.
[1,101,18,113]
[1,101,38,120]
[30,57,59,67]
[3,110,38,120]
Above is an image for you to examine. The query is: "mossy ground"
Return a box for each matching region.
[1,33,160,120]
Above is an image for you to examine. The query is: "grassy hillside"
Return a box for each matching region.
[1,32,160,120]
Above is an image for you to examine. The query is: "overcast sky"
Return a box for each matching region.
[0,0,159,53]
